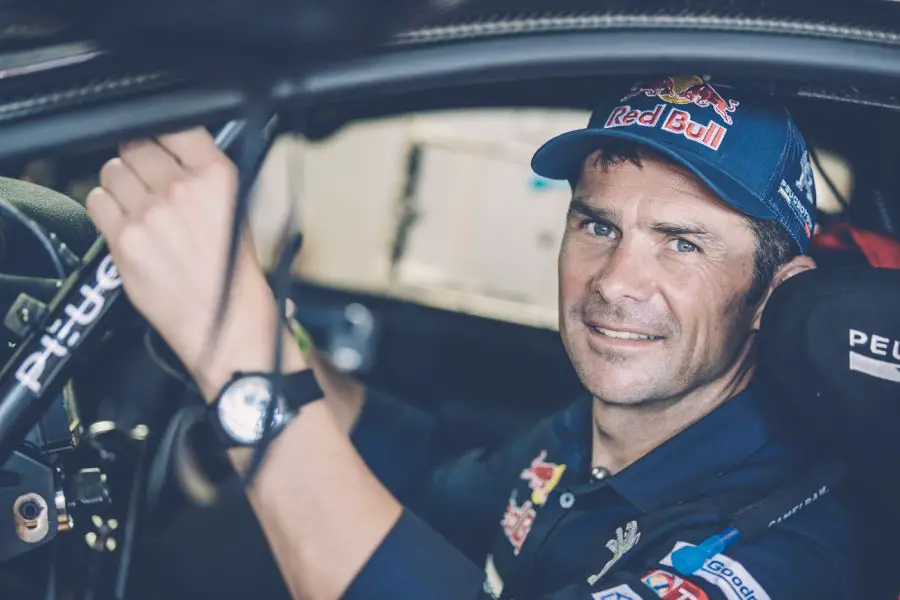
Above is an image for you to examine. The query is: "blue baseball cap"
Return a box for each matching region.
[531,75,817,252]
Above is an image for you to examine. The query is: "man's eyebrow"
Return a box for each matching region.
[568,198,620,224]
[652,221,724,246]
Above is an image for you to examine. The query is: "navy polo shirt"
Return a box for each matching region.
[345,379,857,599]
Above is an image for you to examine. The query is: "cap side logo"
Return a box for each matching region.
[796,150,815,206]
[621,75,739,125]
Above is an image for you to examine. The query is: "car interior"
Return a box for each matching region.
[0,1,897,599]
[9,85,886,600]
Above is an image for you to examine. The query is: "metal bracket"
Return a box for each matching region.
[4,293,48,340]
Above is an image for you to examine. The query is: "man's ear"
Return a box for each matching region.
[751,255,817,330]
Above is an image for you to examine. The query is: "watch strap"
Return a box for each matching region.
[277,369,324,411]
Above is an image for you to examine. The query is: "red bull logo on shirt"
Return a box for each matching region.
[520,450,567,506]
[501,450,567,555]
[501,493,536,555]
[621,75,739,125]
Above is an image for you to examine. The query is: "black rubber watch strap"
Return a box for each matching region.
[278,369,324,411]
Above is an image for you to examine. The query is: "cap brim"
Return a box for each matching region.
[531,128,778,221]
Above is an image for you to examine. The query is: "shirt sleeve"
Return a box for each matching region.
[349,386,442,505]
[643,496,856,600]
[662,499,857,600]
[341,510,658,600]
[350,386,553,562]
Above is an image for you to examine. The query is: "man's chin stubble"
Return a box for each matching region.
[592,390,685,412]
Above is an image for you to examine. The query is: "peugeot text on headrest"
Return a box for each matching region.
[848,329,900,384]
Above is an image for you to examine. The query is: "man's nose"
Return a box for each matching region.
[591,241,656,303]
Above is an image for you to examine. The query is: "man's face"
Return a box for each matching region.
[558,149,760,406]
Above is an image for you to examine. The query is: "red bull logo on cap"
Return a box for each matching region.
[622,75,739,125]
[604,104,728,151]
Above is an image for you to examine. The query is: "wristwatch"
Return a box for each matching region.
[208,369,324,447]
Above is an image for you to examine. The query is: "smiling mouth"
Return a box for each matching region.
[588,325,664,341]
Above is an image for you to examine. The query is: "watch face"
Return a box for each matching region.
[218,376,282,445]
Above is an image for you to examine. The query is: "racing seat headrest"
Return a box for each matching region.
[759,267,900,503]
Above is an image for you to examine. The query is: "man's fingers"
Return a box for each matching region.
[85,186,126,243]
[99,158,157,219]
[156,127,223,172]
[119,139,185,194]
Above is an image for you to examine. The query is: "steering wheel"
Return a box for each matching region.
[0,115,284,600]
[0,178,98,361]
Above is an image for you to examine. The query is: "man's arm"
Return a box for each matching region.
[85,128,490,600]
[84,128,855,600]
[306,347,365,433]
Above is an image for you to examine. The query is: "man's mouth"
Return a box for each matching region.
[587,325,664,342]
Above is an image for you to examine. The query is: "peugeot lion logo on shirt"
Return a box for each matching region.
[587,521,641,586]
[848,328,900,383]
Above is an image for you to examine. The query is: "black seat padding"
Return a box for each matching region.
[759,267,900,600]
[759,267,900,501]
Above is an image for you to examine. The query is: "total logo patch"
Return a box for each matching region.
[641,569,709,599]
[591,583,644,600]
[660,543,771,600]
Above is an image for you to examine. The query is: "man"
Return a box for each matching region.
[87,75,856,599]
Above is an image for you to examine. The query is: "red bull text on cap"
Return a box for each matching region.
[531,74,817,252]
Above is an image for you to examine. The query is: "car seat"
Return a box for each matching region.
[759,266,900,600]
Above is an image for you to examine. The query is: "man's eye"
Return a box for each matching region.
[585,221,615,238]
[673,238,700,253]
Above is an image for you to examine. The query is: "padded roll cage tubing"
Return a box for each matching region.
[0,25,898,460]
[0,28,900,163]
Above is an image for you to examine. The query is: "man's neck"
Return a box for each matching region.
[591,351,755,475]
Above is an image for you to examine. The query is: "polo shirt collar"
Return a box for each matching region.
[551,378,781,513]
